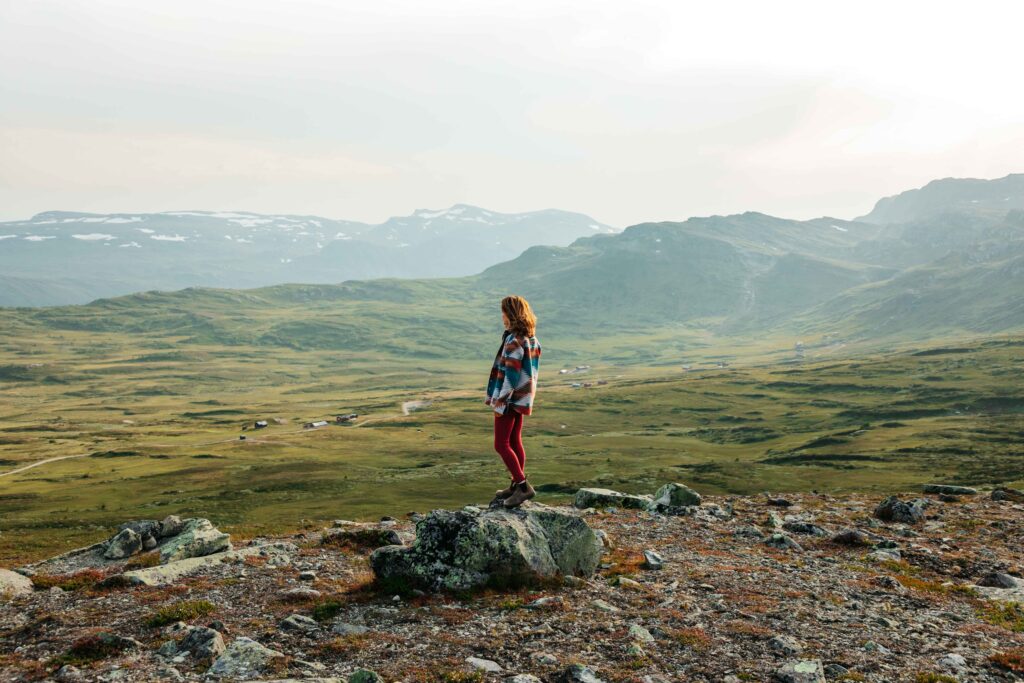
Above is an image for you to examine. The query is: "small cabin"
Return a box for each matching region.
[304,420,329,429]
[254,420,268,429]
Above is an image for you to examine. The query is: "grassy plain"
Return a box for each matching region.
[1,320,1023,566]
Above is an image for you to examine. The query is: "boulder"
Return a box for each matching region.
[923,484,977,496]
[992,487,1024,502]
[370,504,602,592]
[160,515,185,538]
[207,637,286,679]
[773,660,825,683]
[279,614,319,632]
[782,521,828,537]
[104,528,143,560]
[558,665,607,683]
[765,533,803,551]
[873,496,925,524]
[158,518,231,563]
[178,626,225,659]
[651,482,702,508]
[0,568,34,598]
[573,488,652,510]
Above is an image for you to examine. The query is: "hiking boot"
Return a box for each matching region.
[503,480,536,508]
[495,479,517,499]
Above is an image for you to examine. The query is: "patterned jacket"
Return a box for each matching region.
[485,331,542,415]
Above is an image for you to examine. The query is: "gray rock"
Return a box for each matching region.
[0,567,33,598]
[299,571,317,582]
[332,622,369,636]
[104,528,143,560]
[349,670,382,683]
[769,635,803,656]
[773,660,825,683]
[765,533,803,551]
[466,657,502,673]
[734,525,767,540]
[992,487,1024,502]
[531,652,558,665]
[281,586,322,601]
[765,511,784,529]
[642,550,664,570]
[54,665,83,681]
[923,484,977,496]
[937,653,967,671]
[178,626,225,659]
[591,599,620,612]
[830,528,872,546]
[822,664,848,677]
[208,637,286,679]
[651,482,702,507]
[874,496,924,524]
[280,614,319,632]
[158,640,179,657]
[558,665,607,683]
[506,676,541,683]
[628,624,655,644]
[867,548,901,563]
[573,487,652,510]
[158,518,231,563]
[783,521,828,537]
[370,504,601,592]
[159,515,184,538]
[978,572,1019,589]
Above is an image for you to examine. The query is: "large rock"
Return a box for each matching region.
[120,542,294,587]
[992,487,1024,502]
[370,504,602,592]
[651,482,702,508]
[873,496,925,524]
[573,488,652,510]
[207,637,286,679]
[158,518,231,563]
[923,484,977,496]
[0,568,33,598]
[104,528,143,560]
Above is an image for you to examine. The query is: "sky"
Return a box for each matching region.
[1,0,1023,227]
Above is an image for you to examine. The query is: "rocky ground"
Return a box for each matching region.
[1,484,1023,683]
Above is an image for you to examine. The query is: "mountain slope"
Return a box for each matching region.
[858,173,1024,224]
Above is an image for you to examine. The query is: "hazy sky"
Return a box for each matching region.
[2,1,1022,226]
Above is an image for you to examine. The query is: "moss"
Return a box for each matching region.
[978,601,1024,632]
[311,599,345,622]
[31,569,106,592]
[145,599,216,627]
[914,674,957,683]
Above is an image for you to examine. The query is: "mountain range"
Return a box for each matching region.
[2,173,1023,351]
[0,205,616,306]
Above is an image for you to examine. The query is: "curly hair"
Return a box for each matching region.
[501,295,537,337]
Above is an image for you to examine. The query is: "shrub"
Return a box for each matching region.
[978,601,1024,632]
[31,569,106,592]
[145,599,216,627]
[990,648,1024,673]
[311,599,345,622]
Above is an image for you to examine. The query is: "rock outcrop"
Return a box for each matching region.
[573,488,653,510]
[0,568,33,599]
[370,503,602,591]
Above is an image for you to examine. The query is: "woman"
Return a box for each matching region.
[485,295,542,508]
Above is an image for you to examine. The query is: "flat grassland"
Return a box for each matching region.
[1,323,1022,565]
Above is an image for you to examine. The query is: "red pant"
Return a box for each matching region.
[494,411,526,482]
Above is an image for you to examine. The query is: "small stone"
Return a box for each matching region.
[830,528,872,546]
[614,576,645,591]
[298,570,317,582]
[773,659,825,683]
[783,521,828,537]
[349,669,383,683]
[591,599,620,612]
[642,550,664,570]
[767,497,794,507]
[531,652,559,665]
[54,665,83,681]
[628,624,655,644]
[157,640,178,657]
[823,664,848,677]
[734,525,767,540]
[279,614,319,632]
[332,621,370,636]
[559,664,607,683]
[765,533,803,551]
[506,676,541,683]
[937,653,967,671]
[466,656,502,673]
[768,635,803,656]
[526,596,565,610]
[281,586,322,601]
[863,641,890,654]
[765,511,785,528]
[159,515,184,538]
